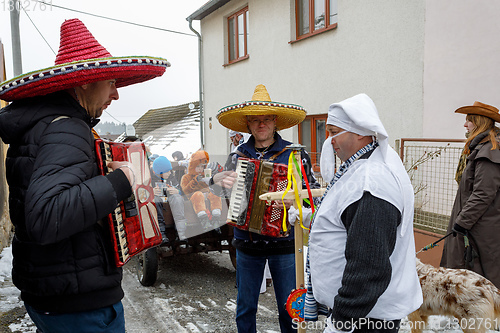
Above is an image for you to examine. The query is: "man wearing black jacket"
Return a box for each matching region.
[0,18,168,332]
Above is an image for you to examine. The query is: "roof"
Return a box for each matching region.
[186,0,231,21]
[100,134,121,141]
[133,101,200,152]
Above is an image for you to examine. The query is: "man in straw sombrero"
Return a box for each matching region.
[0,18,169,332]
[217,84,320,333]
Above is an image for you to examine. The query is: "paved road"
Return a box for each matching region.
[3,246,460,333]
[122,249,317,332]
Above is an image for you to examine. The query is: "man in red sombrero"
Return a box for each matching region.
[216,84,320,333]
[0,19,169,332]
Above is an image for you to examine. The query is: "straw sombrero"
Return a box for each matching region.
[455,101,500,123]
[216,84,306,133]
[0,18,170,102]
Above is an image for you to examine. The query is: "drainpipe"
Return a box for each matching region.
[187,18,204,149]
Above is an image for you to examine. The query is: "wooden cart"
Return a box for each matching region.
[135,198,236,286]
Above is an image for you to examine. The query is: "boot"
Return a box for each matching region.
[197,211,210,230]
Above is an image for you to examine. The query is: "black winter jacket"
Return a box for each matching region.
[0,91,132,313]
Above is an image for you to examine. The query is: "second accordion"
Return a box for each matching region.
[227,157,290,237]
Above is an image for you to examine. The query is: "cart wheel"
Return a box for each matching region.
[229,244,237,269]
[136,247,158,286]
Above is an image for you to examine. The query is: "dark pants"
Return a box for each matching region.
[235,250,296,333]
[25,301,125,333]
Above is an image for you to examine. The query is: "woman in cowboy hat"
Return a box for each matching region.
[0,18,168,332]
[217,84,320,333]
[441,101,500,288]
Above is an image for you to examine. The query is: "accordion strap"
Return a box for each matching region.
[235,150,249,159]
[268,147,288,161]
[235,146,287,161]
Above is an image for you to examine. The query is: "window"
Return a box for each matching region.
[298,114,328,172]
[227,7,249,64]
[295,0,337,40]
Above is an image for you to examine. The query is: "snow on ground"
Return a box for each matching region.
[0,245,495,333]
[0,246,22,313]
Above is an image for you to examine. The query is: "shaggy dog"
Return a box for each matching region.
[408,259,500,333]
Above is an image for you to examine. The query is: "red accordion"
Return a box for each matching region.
[227,158,290,237]
[95,139,162,267]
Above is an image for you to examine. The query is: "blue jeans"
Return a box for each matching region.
[236,250,297,333]
[25,301,125,333]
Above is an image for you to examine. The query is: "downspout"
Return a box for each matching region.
[188,18,204,149]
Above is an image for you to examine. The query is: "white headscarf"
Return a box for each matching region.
[319,94,414,237]
[229,130,240,138]
[320,93,389,182]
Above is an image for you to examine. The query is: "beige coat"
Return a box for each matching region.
[441,133,500,288]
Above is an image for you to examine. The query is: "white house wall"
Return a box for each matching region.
[423,0,500,139]
[200,0,425,156]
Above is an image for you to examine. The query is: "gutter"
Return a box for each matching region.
[187,0,232,149]
[186,0,231,21]
[187,18,204,149]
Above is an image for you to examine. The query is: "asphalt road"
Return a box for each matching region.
[1,247,313,333]
[2,248,429,333]
[122,249,319,332]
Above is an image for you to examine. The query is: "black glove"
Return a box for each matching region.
[452,223,468,237]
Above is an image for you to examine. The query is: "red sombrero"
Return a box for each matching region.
[0,18,170,102]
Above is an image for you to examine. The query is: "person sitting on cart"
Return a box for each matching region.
[152,156,188,241]
[181,150,223,231]
[172,150,188,184]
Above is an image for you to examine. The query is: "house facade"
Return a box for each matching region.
[188,0,500,266]
[188,0,500,159]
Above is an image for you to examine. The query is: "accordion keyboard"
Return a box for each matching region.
[227,159,255,225]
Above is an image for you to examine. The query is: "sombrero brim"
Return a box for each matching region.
[455,106,500,123]
[0,56,170,102]
[217,101,306,133]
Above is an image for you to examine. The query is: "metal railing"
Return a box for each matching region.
[309,139,466,235]
[397,138,465,235]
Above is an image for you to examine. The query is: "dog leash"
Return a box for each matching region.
[416,232,453,254]
[416,231,489,280]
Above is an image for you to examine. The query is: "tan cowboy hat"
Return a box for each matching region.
[216,84,306,133]
[455,101,500,123]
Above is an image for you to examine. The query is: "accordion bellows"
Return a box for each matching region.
[95,139,162,266]
[227,158,290,237]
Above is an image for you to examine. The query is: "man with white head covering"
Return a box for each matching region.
[305,94,422,332]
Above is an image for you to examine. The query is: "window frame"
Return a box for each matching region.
[225,6,249,66]
[298,114,328,172]
[293,0,337,42]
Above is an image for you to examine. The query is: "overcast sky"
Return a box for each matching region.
[0,0,208,124]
